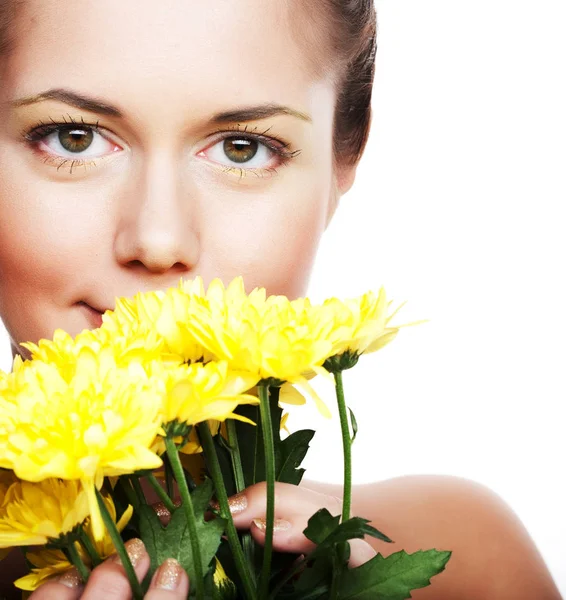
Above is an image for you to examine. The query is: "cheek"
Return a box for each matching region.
[0,154,106,345]
[198,177,331,298]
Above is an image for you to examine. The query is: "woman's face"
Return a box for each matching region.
[0,0,354,357]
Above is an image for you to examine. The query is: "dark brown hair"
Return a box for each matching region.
[325,0,378,166]
[0,0,377,166]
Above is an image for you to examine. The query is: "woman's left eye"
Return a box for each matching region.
[199,135,284,170]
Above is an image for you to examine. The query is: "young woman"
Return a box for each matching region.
[0,1,561,598]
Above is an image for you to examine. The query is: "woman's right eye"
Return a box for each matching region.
[26,124,122,160]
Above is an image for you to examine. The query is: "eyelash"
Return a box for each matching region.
[22,118,302,177]
[208,124,301,179]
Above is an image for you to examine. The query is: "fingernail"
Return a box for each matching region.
[56,567,84,588]
[211,492,248,515]
[152,557,183,591]
[153,501,172,524]
[112,538,146,567]
[252,518,292,532]
[228,492,248,514]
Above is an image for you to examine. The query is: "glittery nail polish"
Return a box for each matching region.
[112,538,146,567]
[227,492,248,514]
[211,492,248,515]
[153,501,172,524]
[252,518,292,532]
[153,558,183,591]
[56,567,84,588]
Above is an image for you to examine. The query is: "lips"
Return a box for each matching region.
[77,301,106,329]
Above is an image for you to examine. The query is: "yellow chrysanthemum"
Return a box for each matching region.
[15,547,71,591]
[0,347,163,540]
[151,360,259,433]
[15,494,133,591]
[0,369,7,391]
[21,326,167,382]
[101,279,210,364]
[186,279,334,416]
[0,479,89,548]
[312,288,405,372]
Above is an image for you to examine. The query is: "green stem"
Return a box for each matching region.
[257,383,276,598]
[65,541,91,584]
[330,370,352,600]
[95,488,144,600]
[117,476,139,510]
[226,419,246,494]
[199,421,257,600]
[130,476,146,505]
[164,454,175,499]
[335,371,352,522]
[226,419,255,575]
[165,437,205,600]
[78,527,102,567]
[146,472,177,513]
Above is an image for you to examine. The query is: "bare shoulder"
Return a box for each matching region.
[303,475,562,600]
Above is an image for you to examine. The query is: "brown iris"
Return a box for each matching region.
[59,127,94,153]
[223,138,258,163]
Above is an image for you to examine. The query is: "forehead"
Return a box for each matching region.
[5,0,330,116]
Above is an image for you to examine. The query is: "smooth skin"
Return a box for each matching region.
[0,1,561,598]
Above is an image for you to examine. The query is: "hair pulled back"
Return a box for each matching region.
[322,0,378,166]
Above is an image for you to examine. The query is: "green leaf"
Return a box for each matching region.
[303,509,341,545]
[338,549,452,600]
[275,553,333,599]
[349,407,358,444]
[234,404,263,487]
[304,509,393,548]
[138,478,226,589]
[277,429,315,484]
[235,387,315,486]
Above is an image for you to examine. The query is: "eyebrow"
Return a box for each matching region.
[11,88,123,117]
[10,88,312,123]
[211,104,312,124]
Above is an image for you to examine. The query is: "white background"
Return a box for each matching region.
[1,0,565,594]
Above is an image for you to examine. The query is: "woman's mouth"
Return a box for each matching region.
[77,301,105,329]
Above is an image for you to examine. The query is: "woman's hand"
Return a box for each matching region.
[28,482,371,599]
[226,481,377,569]
[28,539,189,599]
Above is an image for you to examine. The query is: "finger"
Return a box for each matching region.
[224,482,342,529]
[251,518,376,568]
[29,568,84,599]
[151,499,182,527]
[218,481,340,555]
[145,558,190,599]
[81,538,150,600]
[347,538,378,568]
[251,513,316,554]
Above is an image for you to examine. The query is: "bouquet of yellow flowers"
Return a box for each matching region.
[0,277,450,599]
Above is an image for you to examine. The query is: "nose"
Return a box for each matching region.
[113,151,200,275]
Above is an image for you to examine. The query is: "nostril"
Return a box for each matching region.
[125,259,188,274]
[126,259,144,269]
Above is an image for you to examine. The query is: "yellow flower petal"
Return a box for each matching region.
[278,384,307,406]
[0,479,89,549]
